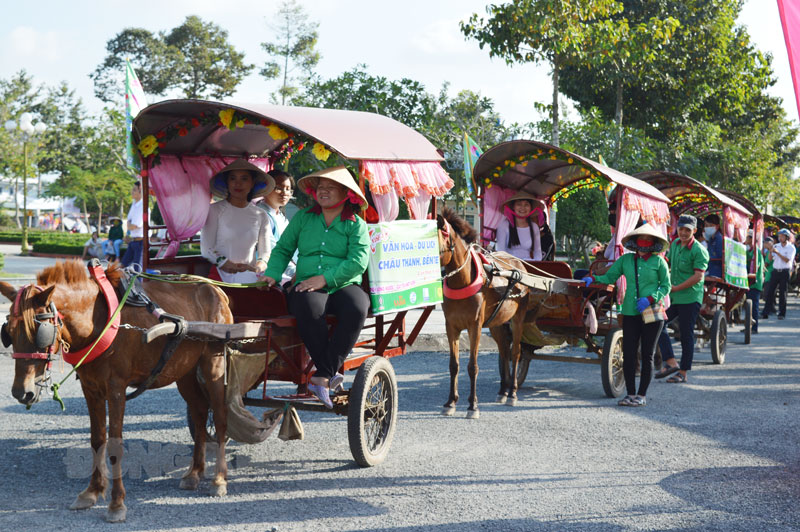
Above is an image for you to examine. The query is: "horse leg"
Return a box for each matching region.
[176,370,208,491]
[466,323,481,419]
[105,380,127,522]
[441,322,461,416]
[506,311,526,407]
[201,348,228,497]
[70,387,108,511]
[490,325,510,403]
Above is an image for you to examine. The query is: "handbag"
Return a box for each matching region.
[634,255,667,323]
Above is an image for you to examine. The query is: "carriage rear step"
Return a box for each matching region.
[242,392,348,415]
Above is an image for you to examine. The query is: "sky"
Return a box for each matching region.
[1,0,797,128]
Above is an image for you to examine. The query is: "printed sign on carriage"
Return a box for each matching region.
[367,220,443,314]
[724,237,749,288]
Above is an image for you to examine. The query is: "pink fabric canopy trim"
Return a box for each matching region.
[622,188,670,226]
[362,160,454,198]
[148,154,271,259]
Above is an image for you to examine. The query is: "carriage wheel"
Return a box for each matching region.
[347,356,398,467]
[601,328,625,398]
[742,299,752,345]
[710,310,727,364]
[498,344,534,387]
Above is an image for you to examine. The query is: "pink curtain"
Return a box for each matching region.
[481,186,515,247]
[614,192,642,304]
[406,189,432,220]
[372,189,400,221]
[723,206,749,242]
[361,160,454,222]
[148,155,271,259]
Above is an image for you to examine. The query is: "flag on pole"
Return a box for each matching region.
[462,132,482,197]
[125,59,147,169]
[778,0,800,120]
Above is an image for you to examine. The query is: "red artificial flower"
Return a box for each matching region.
[260,119,269,126]
[155,131,166,139]
[178,127,189,137]
[191,118,200,127]
[158,142,165,148]
[243,118,251,124]
[140,169,148,177]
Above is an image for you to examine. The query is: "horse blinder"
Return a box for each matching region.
[1,322,11,348]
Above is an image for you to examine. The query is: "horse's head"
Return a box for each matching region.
[437,214,455,267]
[0,282,62,406]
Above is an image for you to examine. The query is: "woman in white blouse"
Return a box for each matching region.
[495,191,546,260]
[201,159,274,283]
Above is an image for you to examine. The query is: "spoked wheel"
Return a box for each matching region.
[601,328,625,398]
[498,344,534,387]
[348,356,398,467]
[743,299,752,345]
[710,310,727,364]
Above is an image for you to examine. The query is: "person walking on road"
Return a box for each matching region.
[761,228,796,320]
[583,223,671,407]
[121,182,144,268]
[654,215,709,384]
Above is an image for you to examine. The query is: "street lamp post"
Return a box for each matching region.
[5,113,47,254]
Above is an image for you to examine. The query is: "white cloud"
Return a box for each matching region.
[410,18,474,55]
[8,26,61,61]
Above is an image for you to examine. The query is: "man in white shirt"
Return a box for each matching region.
[121,182,144,267]
[761,228,796,320]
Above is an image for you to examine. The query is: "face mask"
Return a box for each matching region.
[704,227,716,240]
[745,244,751,250]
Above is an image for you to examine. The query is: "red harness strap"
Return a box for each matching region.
[62,263,121,365]
[443,249,487,300]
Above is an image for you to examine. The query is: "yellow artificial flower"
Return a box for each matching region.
[509,161,516,167]
[312,142,331,161]
[219,109,235,129]
[268,124,288,140]
[138,135,158,157]
[236,119,245,129]
[567,158,573,164]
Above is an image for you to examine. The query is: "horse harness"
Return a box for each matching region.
[4,259,187,401]
[440,219,525,326]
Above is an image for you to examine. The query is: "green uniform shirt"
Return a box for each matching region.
[746,248,765,291]
[593,253,671,316]
[264,206,370,293]
[666,238,709,305]
[763,249,773,284]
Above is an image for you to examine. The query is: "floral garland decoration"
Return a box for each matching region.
[480,148,611,200]
[135,107,329,174]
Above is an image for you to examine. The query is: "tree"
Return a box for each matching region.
[555,188,611,268]
[260,0,321,104]
[461,0,623,146]
[91,17,252,103]
[164,16,253,99]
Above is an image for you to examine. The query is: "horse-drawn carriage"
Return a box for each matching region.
[636,171,755,360]
[2,99,453,521]
[467,140,672,398]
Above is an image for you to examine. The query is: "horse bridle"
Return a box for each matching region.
[4,284,66,362]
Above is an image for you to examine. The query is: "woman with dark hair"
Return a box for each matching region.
[259,169,297,284]
[261,166,370,408]
[495,191,552,260]
[201,159,275,283]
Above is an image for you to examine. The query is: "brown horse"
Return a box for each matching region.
[0,260,233,522]
[437,209,546,418]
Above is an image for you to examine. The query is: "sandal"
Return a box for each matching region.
[617,395,636,406]
[308,383,333,409]
[329,373,344,392]
[666,372,687,383]
[655,365,680,379]
[629,396,646,407]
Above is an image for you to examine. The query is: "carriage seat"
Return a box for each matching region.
[521,260,573,280]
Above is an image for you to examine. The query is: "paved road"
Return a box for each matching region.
[0,243,60,278]
[0,277,797,531]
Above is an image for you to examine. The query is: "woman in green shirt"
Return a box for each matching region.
[262,167,370,408]
[583,224,671,407]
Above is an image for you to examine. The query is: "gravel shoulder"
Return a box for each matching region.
[0,294,798,531]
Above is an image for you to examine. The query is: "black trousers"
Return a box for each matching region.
[622,314,664,397]
[763,269,790,317]
[287,284,369,379]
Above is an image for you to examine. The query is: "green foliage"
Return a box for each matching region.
[91,16,253,103]
[554,188,611,268]
[261,0,321,104]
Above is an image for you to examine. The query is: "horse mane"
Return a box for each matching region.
[35,260,123,288]
[441,207,478,244]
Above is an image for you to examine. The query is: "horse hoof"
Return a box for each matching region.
[180,475,200,491]
[105,504,127,523]
[210,482,227,497]
[507,396,517,407]
[466,409,480,420]
[70,489,98,510]
[496,394,507,404]
[440,406,456,416]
